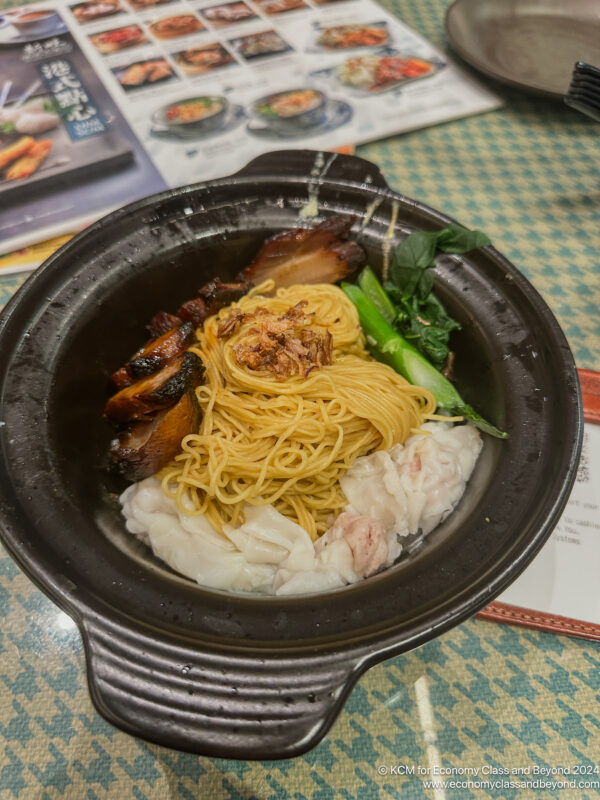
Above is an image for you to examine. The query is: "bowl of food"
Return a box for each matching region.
[147,13,204,39]
[251,88,327,132]
[9,7,60,34]
[89,23,148,54]
[0,150,582,759]
[152,95,229,135]
[173,44,236,76]
[71,1,123,24]
[337,52,441,93]
[200,1,256,27]
[315,22,389,50]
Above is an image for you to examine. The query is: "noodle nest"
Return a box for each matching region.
[160,282,435,539]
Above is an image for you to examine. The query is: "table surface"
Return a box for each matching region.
[1,0,599,798]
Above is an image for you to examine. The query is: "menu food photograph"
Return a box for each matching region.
[0,5,166,250]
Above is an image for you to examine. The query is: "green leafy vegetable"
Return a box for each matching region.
[384,223,491,369]
[341,281,508,439]
[386,286,461,369]
[435,223,492,253]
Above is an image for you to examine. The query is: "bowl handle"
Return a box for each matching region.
[82,613,359,758]
[233,149,392,191]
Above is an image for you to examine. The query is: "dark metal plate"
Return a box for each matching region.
[445,0,600,99]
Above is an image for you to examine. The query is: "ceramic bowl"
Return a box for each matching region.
[0,150,582,758]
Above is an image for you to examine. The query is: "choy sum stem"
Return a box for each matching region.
[358,265,396,323]
[341,282,508,439]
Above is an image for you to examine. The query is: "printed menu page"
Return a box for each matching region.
[495,421,600,628]
[0,0,501,254]
[0,3,168,252]
[75,0,501,188]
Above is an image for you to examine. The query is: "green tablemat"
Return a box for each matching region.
[2,559,599,800]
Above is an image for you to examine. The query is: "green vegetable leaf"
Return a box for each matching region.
[389,230,438,288]
[389,223,490,288]
[415,265,434,300]
[346,224,507,439]
[436,223,492,253]
[385,282,460,370]
[394,295,459,370]
[412,322,451,369]
[384,222,490,368]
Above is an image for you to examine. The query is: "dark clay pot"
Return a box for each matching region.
[0,150,582,759]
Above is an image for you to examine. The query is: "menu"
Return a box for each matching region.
[479,369,600,641]
[0,0,501,256]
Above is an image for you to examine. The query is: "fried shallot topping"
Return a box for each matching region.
[218,301,333,378]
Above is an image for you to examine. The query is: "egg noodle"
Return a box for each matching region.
[160,281,436,539]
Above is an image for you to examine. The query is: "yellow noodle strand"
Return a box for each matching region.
[160,283,436,540]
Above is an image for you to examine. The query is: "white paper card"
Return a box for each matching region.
[499,422,600,625]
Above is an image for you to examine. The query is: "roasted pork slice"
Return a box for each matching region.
[239,214,365,288]
[110,365,132,390]
[177,295,208,327]
[105,351,204,423]
[200,277,253,311]
[128,322,194,378]
[148,311,183,339]
[177,278,253,326]
[110,390,200,481]
[110,322,194,388]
